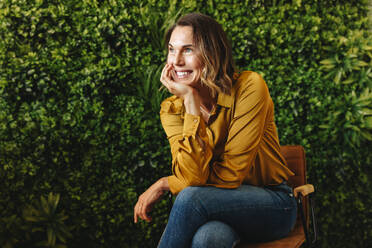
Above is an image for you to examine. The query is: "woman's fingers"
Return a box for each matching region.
[134,200,144,223]
[134,202,139,223]
[166,64,173,80]
[139,200,148,221]
[141,203,152,222]
[134,186,163,223]
[138,201,152,222]
[134,200,145,223]
[160,64,175,93]
[160,64,169,84]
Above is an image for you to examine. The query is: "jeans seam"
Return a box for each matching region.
[208,204,296,219]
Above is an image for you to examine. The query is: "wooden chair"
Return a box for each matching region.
[236,145,317,248]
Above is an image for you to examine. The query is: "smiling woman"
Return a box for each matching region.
[134,13,297,248]
[164,13,235,98]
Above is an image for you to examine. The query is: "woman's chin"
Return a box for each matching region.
[174,78,193,85]
[174,76,199,86]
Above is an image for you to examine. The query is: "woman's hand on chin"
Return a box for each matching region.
[160,64,196,99]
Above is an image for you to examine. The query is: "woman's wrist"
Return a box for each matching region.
[183,90,201,116]
[157,177,170,191]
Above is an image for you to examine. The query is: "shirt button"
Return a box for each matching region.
[193,119,198,123]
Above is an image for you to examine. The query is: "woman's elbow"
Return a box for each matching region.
[184,176,208,187]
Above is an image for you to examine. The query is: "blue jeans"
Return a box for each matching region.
[158,183,297,248]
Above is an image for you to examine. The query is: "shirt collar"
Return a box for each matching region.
[217,92,233,108]
[216,72,238,108]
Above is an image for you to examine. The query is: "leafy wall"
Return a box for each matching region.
[0,0,371,247]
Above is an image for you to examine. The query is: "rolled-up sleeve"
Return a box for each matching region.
[160,97,213,194]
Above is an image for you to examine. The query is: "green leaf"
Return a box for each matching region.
[47,228,55,245]
[341,77,355,84]
[355,60,368,67]
[51,193,60,213]
[360,130,372,140]
[40,195,50,215]
[24,216,39,222]
[320,58,336,65]
[334,70,343,84]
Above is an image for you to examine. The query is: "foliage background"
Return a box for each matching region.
[0,0,371,247]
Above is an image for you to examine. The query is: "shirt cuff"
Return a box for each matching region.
[183,113,204,137]
[167,175,185,195]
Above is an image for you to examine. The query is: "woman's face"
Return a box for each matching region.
[167,26,202,87]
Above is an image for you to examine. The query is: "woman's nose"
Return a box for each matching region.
[174,52,184,66]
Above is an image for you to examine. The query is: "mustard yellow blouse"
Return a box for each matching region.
[160,71,294,194]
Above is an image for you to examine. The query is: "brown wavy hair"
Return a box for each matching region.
[165,13,235,97]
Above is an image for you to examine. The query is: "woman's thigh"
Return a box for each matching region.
[178,183,297,242]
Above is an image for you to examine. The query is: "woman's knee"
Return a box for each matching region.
[169,186,207,220]
[173,186,202,209]
[191,221,240,248]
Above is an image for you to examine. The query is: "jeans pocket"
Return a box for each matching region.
[265,182,296,210]
[266,181,293,194]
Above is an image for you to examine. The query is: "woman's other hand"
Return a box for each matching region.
[134,177,169,223]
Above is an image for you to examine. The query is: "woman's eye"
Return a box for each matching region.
[168,47,175,53]
[184,48,192,53]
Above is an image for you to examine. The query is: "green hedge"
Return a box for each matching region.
[0,0,371,247]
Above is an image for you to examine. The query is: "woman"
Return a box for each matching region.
[134,13,297,248]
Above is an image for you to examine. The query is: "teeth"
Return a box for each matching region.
[176,71,190,77]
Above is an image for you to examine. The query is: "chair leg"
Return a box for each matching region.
[297,194,310,248]
[297,193,319,248]
[309,194,318,246]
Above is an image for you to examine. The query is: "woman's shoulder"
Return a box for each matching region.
[233,71,269,96]
[234,71,266,87]
[160,95,184,114]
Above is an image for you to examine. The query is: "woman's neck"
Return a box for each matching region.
[196,84,216,111]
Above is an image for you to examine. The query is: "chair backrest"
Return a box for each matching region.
[280,145,309,225]
[280,145,307,189]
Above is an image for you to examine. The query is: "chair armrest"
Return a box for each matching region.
[294,184,314,197]
[295,184,318,247]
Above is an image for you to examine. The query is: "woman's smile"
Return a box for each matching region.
[175,70,192,78]
[172,69,194,81]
